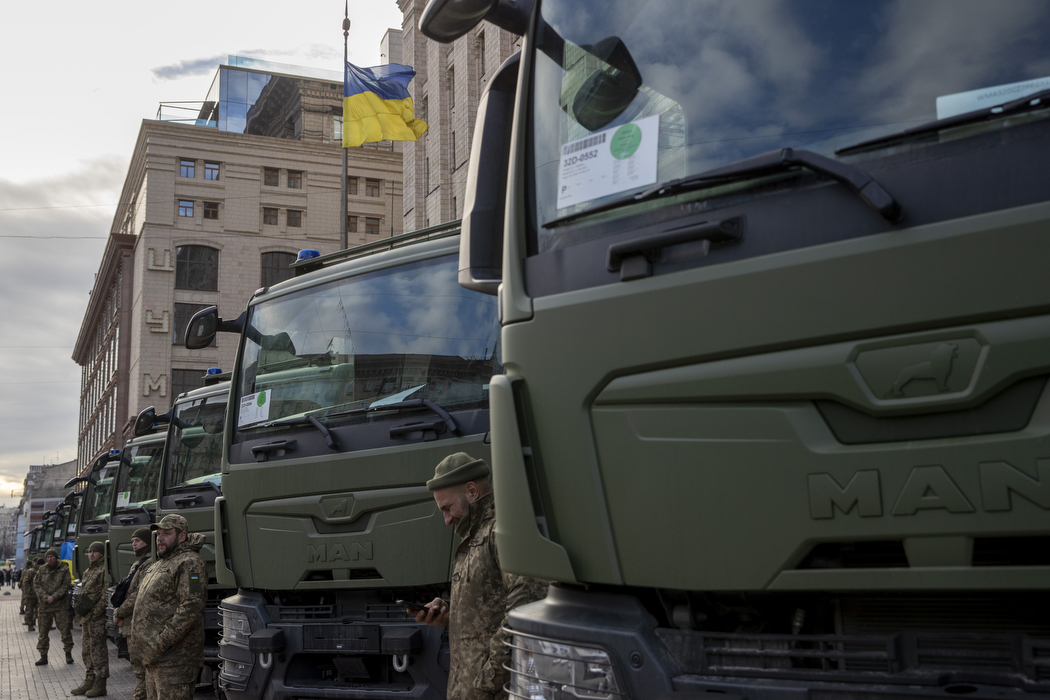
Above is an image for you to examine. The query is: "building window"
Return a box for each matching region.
[366,179,380,197]
[420,96,428,123]
[288,170,302,189]
[175,246,218,291]
[452,196,457,219]
[479,31,486,75]
[451,132,456,170]
[261,251,297,287]
[334,115,343,141]
[264,167,279,186]
[424,158,430,194]
[263,208,278,226]
[287,209,302,227]
[448,66,455,110]
[203,202,219,220]
[173,303,215,346]
[348,215,358,233]
[180,159,195,178]
[349,177,358,195]
[178,200,194,218]
[365,217,380,235]
[204,162,220,180]
[171,369,207,401]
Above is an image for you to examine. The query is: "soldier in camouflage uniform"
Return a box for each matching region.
[21,559,38,631]
[114,528,154,700]
[130,514,207,700]
[72,541,110,697]
[415,453,549,700]
[34,548,75,665]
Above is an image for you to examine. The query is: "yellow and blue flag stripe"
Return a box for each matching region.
[343,62,428,147]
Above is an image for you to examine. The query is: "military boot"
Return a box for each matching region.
[71,675,95,695]
[65,650,75,664]
[35,654,47,666]
[85,678,107,698]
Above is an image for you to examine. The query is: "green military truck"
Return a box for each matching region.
[423,0,1050,698]
[69,436,165,583]
[182,223,501,699]
[134,376,232,686]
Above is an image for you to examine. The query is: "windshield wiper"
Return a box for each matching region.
[326,398,461,440]
[258,414,340,450]
[838,88,1050,155]
[547,147,902,226]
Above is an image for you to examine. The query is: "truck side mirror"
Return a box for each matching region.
[186,307,246,349]
[419,0,533,43]
[134,406,171,436]
[186,306,219,349]
[460,52,521,295]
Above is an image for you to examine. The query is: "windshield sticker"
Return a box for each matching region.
[238,389,271,427]
[557,114,659,209]
[116,491,131,509]
[68,524,76,534]
[937,75,1050,119]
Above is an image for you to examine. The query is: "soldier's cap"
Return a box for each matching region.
[151,513,188,533]
[131,527,152,543]
[426,452,490,491]
[34,557,44,565]
[87,541,105,554]
[45,548,59,559]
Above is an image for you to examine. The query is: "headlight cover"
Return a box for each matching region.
[506,630,624,699]
[220,609,252,646]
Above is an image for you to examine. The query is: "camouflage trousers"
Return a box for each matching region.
[144,663,198,700]
[23,598,37,626]
[37,606,74,654]
[81,615,109,679]
[129,646,147,700]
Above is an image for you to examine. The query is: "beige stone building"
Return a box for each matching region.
[72,53,404,474]
[397,1,522,230]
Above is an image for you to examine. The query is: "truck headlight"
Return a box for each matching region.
[506,631,623,699]
[220,609,252,646]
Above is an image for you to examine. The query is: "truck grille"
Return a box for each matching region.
[657,629,1050,689]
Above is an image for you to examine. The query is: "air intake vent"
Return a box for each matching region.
[797,541,908,569]
[973,536,1050,566]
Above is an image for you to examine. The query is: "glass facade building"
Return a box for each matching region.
[158,56,344,137]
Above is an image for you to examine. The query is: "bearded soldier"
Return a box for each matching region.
[72,541,110,697]
[414,453,549,700]
[34,548,74,665]
[130,514,207,700]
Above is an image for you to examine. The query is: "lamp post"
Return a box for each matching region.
[340,3,351,250]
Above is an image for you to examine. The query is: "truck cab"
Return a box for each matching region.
[185,224,501,700]
[423,0,1050,698]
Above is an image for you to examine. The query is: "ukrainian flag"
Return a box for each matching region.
[343,62,428,148]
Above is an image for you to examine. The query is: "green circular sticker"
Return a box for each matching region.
[610,123,642,160]
[256,392,267,407]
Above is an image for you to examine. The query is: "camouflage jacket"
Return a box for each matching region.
[130,533,208,668]
[81,558,108,619]
[34,562,71,611]
[21,567,37,600]
[114,553,152,636]
[449,492,549,700]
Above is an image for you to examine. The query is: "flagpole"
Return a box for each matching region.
[340,2,351,250]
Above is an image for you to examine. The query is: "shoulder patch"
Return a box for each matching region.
[189,572,201,594]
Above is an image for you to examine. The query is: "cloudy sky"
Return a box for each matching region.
[0,0,404,505]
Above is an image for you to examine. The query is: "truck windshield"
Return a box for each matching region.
[81,462,119,523]
[115,442,163,511]
[167,393,226,490]
[233,254,501,442]
[531,0,1050,248]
